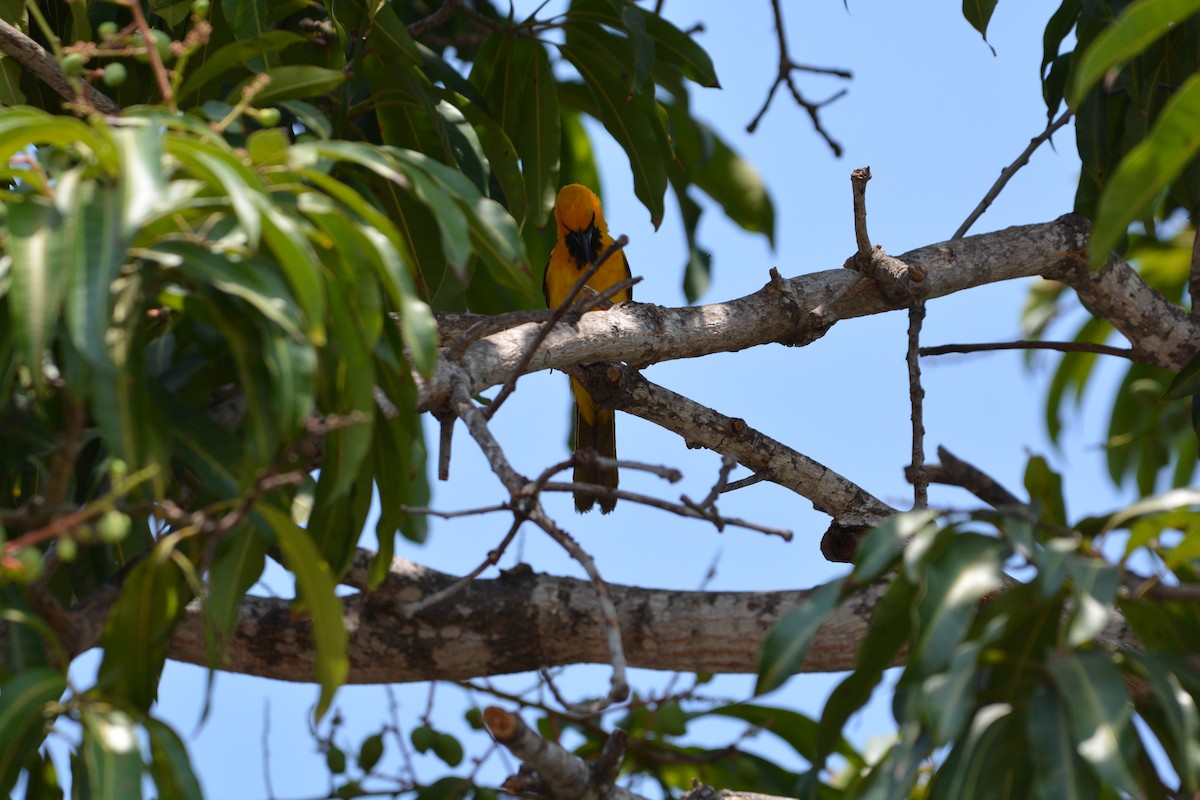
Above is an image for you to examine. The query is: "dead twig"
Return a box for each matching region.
[953,110,1073,240]
[920,339,1139,360]
[746,0,850,156]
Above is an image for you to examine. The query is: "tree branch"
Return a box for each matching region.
[423,216,1199,417]
[0,18,120,114]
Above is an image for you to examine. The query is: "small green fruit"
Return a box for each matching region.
[134,29,173,63]
[97,510,131,544]
[432,733,463,767]
[56,537,78,562]
[256,107,282,127]
[102,62,127,87]
[16,548,44,583]
[325,746,346,774]
[410,725,435,754]
[357,734,384,772]
[60,53,85,77]
[191,0,210,17]
[97,21,119,40]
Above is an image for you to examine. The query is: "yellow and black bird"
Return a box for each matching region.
[542,184,632,513]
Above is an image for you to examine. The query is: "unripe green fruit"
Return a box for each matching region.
[192,0,210,18]
[97,21,119,40]
[102,63,127,87]
[16,548,44,583]
[257,107,281,127]
[60,53,85,77]
[133,29,173,63]
[57,537,78,562]
[410,725,435,753]
[97,510,131,544]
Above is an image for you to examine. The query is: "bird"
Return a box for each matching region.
[542,184,632,514]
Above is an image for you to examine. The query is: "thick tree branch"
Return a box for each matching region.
[422,216,1200,415]
[161,553,898,684]
[0,18,120,114]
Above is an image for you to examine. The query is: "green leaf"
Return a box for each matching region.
[97,549,190,712]
[224,0,271,71]
[674,188,711,303]
[0,668,65,796]
[1048,652,1140,794]
[7,195,68,390]
[144,717,204,800]
[1024,454,1068,525]
[560,25,668,228]
[363,0,422,67]
[908,533,1005,677]
[1130,654,1200,792]
[756,578,844,695]
[1165,348,1200,400]
[707,703,864,770]
[152,241,305,342]
[1027,685,1097,800]
[1067,0,1200,107]
[178,31,306,99]
[1088,74,1200,270]
[852,509,938,585]
[206,526,268,637]
[963,0,999,42]
[640,9,719,88]
[929,704,1015,799]
[255,505,348,720]
[1065,557,1119,646]
[230,66,347,106]
[63,180,123,373]
[919,640,984,745]
[692,130,775,247]
[514,40,560,229]
[79,708,143,800]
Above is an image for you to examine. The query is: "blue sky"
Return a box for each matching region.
[56,3,1137,798]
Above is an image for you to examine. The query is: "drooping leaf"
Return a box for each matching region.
[78,708,143,800]
[756,578,844,695]
[177,31,307,100]
[96,549,190,713]
[255,505,348,720]
[7,194,68,390]
[1026,685,1097,800]
[963,0,1000,43]
[144,717,204,800]
[1048,652,1140,794]
[0,668,66,796]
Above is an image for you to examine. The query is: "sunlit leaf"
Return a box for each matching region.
[1088,74,1200,270]
[1048,652,1140,794]
[79,708,143,800]
[1067,0,1200,107]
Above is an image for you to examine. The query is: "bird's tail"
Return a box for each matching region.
[571,378,617,513]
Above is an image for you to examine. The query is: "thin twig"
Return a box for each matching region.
[682,455,737,513]
[719,473,768,493]
[907,300,928,509]
[1190,225,1200,316]
[953,110,1073,240]
[483,235,630,421]
[919,340,1139,360]
[407,0,463,37]
[746,0,849,156]
[529,507,630,712]
[542,482,793,541]
[403,518,523,617]
[125,0,176,110]
[397,503,510,520]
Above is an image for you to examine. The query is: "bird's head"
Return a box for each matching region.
[555,184,606,265]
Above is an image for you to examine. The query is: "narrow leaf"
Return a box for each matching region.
[255,506,348,720]
[79,708,143,800]
[1048,652,1140,794]
[0,668,65,795]
[1067,0,1200,107]
[144,718,204,800]
[756,578,843,695]
[1088,74,1200,270]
